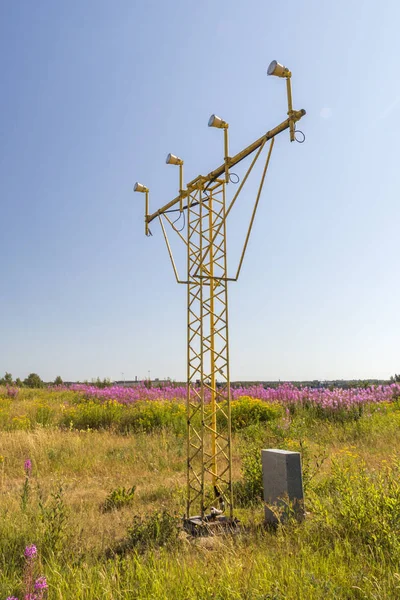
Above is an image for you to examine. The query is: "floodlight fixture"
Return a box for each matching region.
[267,60,292,78]
[208,115,230,181]
[134,182,150,234]
[208,114,228,129]
[134,182,149,193]
[267,60,297,142]
[166,153,183,166]
[166,154,184,211]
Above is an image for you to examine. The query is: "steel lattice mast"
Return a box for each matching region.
[134,61,306,527]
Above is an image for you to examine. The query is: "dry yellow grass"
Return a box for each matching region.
[2,390,400,598]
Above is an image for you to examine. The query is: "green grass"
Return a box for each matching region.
[1,388,400,598]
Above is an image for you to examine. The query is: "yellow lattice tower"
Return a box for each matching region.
[134,61,306,531]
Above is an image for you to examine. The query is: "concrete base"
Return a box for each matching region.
[261,449,304,524]
[183,515,239,536]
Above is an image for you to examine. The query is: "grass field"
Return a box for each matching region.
[1,386,400,599]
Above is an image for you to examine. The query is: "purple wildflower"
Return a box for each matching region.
[6,386,19,399]
[66,381,400,413]
[34,577,48,591]
[6,596,19,600]
[24,459,32,474]
[24,545,37,559]
[24,595,37,600]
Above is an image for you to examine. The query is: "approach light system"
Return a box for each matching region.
[166,153,183,165]
[133,182,148,193]
[208,114,228,129]
[133,62,306,529]
[267,60,292,78]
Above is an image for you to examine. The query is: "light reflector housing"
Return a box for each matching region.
[267,60,291,78]
[134,182,148,193]
[166,153,183,165]
[208,114,228,129]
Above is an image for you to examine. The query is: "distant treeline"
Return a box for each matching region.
[231,379,395,389]
[1,371,399,390]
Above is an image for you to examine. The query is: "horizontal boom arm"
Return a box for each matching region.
[146,109,306,224]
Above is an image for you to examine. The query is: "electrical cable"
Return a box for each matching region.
[294,126,305,144]
[171,209,186,232]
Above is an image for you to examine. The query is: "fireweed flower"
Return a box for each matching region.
[24,459,32,474]
[24,545,37,559]
[67,382,400,412]
[34,577,48,591]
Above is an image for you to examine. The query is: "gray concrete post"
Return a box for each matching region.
[261,449,304,524]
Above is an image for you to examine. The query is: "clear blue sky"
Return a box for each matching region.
[1,0,399,382]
